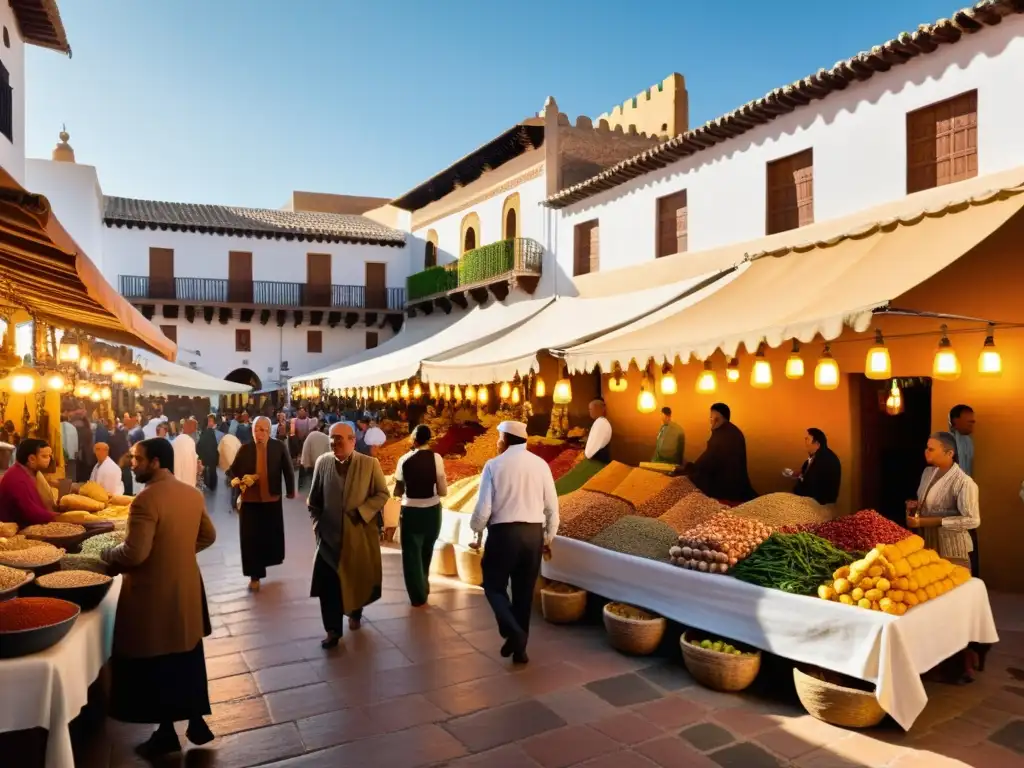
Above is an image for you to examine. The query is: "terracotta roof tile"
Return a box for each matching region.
[10,0,71,54]
[103,196,406,247]
[544,0,1024,209]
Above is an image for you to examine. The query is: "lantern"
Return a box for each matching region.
[78,354,91,373]
[695,360,717,394]
[90,390,102,402]
[112,369,128,384]
[885,380,904,416]
[534,376,546,398]
[499,381,511,400]
[865,330,892,380]
[389,383,399,400]
[453,385,463,402]
[412,382,423,398]
[441,384,450,400]
[428,381,437,398]
[726,358,740,383]
[45,371,65,391]
[552,378,572,405]
[99,357,118,376]
[58,331,81,363]
[74,381,92,398]
[465,384,477,402]
[750,344,772,389]
[637,375,657,414]
[659,362,677,395]
[785,340,804,380]
[932,325,961,381]
[978,323,1002,376]
[510,386,520,405]
[608,363,628,393]
[9,365,40,394]
[400,382,410,399]
[100,385,112,400]
[127,372,142,389]
[478,386,489,405]
[814,345,840,391]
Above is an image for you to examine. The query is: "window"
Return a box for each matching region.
[424,230,438,268]
[766,149,814,235]
[159,325,177,344]
[460,212,481,256]
[656,190,688,258]
[366,331,378,349]
[463,227,476,253]
[907,90,978,194]
[307,330,322,354]
[502,192,521,240]
[0,59,11,143]
[235,329,251,353]
[573,220,600,276]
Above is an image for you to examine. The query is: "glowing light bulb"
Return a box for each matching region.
[695,361,717,394]
[499,381,511,400]
[814,345,840,391]
[477,386,489,405]
[510,386,520,405]
[978,325,1002,377]
[726,358,740,383]
[552,377,572,405]
[865,330,892,380]
[412,382,423,398]
[400,382,410,399]
[465,384,477,402]
[750,345,772,389]
[46,372,65,391]
[9,366,39,394]
[534,376,545,398]
[785,341,804,380]
[659,363,677,395]
[932,326,961,381]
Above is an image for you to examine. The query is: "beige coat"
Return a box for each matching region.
[103,470,216,658]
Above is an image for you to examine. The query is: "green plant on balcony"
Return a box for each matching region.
[407,265,458,301]
[458,239,516,285]
[405,238,542,302]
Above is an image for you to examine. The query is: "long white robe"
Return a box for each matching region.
[171,434,199,487]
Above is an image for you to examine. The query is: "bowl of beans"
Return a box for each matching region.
[0,564,34,602]
[0,542,66,576]
[20,523,88,553]
[0,597,81,658]
[28,570,114,611]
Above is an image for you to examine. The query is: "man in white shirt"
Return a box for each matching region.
[470,421,559,665]
[584,399,613,463]
[88,442,124,496]
[60,414,79,481]
[142,414,167,440]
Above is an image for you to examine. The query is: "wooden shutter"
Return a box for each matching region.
[228,251,253,303]
[235,329,251,352]
[159,325,177,344]
[307,330,322,354]
[365,263,387,309]
[574,220,599,276]
[149,247,175,299]
[766,150,813,235]
[907,91,978,194]
[305,253,331,307]
[657,190,688,258]
[365,331,378,350]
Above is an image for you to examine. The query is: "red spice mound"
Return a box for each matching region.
[443,459,480,483]
[432,424,486,458]
[527,442,565,463]
[808,510,911,553]
[0,597,79,632]
[548,448,581,480]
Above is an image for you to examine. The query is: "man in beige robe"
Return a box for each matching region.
[307,422,389,648]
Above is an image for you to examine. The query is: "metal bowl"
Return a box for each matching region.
[0,598,81,658]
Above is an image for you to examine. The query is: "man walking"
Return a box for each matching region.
[307,423,389,649]
[470,421,559,665]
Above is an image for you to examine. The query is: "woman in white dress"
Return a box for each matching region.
[907,431,979,571]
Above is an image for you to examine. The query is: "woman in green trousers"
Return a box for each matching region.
[394,425,448,606]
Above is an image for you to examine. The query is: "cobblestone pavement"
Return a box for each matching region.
[75,485,1024,768]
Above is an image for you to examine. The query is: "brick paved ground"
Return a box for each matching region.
[74,485,1024,768]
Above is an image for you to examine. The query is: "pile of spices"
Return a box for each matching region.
[0,536,47,552]
[0,564,31,591]
[0,544,64,568]
[79,531,127,557]
[21,522,86,538]
[0,597,79,632]
[37,571,112,588]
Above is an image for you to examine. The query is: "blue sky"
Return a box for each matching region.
[26,0,965,210]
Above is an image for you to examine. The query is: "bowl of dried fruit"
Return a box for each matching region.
[26,570,114,611]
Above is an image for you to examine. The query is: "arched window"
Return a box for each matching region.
[501,192,521,240]
[460,212,481,256]
[464,228,476,253]
[424,230,438,268]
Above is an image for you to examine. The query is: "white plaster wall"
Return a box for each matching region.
[0,7,26,185]
[155,319,394,385]
[25,159,105,267]
[100,226,412,290]
[555,17,1024,276]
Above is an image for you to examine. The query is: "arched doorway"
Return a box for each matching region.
[463,227,476,253]
[504,208,517,239]
[425,240,437,268]
[225,367,262,390]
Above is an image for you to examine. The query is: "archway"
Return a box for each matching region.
[501,192,520,240]
[460,211,481,256]
[463,227,476,253]
[225,367,261,390]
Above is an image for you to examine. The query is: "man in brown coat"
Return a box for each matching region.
[101,437,217,758]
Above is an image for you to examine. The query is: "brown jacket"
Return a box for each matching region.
[103,470,216,658]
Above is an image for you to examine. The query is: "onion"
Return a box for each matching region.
[681,546,692,558]
[697,561,708,572]
[669,556,678,565]
[669,546,682,558]
[716,551,728,564]
[729,557,738,567]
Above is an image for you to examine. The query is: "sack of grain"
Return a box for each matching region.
[636,476,697,518]
[581,461,633,495]
[608,468,673,509]
[58,494,106,513]
[729,493,834,527]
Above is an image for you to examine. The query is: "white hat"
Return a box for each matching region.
[497,421,528,439]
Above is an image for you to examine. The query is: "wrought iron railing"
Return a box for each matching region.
[118,276,405,310]
[406,237,543,302]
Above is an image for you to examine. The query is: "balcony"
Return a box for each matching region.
[119,276,405,312]
[406,237,542,313]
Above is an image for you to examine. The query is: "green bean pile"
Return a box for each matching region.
[729,532,855,595]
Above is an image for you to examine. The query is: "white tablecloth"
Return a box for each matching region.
[0,579,120,768]
[543,538,999,730]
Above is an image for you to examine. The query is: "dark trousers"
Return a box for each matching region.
[481,522,544,651]
[400,504,442,606]
[203,465,218,490]
[968,528,980,578]
[312,555,361,635]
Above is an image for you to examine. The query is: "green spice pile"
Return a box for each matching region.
[589,516,679,562]
[729,532,856,595]
[79,530,127,557]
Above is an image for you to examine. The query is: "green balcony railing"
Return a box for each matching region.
[406,237,543,303]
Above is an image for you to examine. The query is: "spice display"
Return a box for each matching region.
[607,468,673,509]
[377,438,412,475]
[432,423,487,458]
[526,441,566,464]
[636,476,697,518]
[20,523,86,539]
[658,492,723,534]
[0,535,47,552]
[801,510,911,553]
[669,512,772,573]
[61,554,109,575]
[0,544,64,568]
[79,530,127,557]
[581,461,633,495]
[729,493,835,527]
[558,495,632,541]
[0,564,31,591]
[821,536,970,613]
[56,511,105,524]
[0,597,79,631]
[548,448,582,481]
[78,481,112,503]
[58,494,106,513]
[36,570,112,588]
[685,635,754,657]
[730,533,856,595]
[589,516,678,562]
[463,423,501,467]
[557,490,605,527]
[554,458,606,496]
[542,581,582,594]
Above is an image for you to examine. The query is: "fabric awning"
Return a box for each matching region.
[562,168,1024,373]
[419,269,736,385]
[295,298,553,389]
[136,352,253,399]
[0,169,176,360]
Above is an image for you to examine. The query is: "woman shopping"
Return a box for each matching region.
[393,425,448,606]
[228,415,295,592]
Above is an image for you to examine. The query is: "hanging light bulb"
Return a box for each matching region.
[814,344,840,391]
[112,368,127,384]
[978,323,1002,376]
[785,340,804,380]
[453,385,463,402]
[58,331,81,363]
[127,372,142,389]
[534,376,546,398]
[400,381,410,399]
[659,362,677,395]
[932,325,961,381]
[79,354,91,373]
[637,373,657,414]
[74,381,91,398]
[412,382,423,398]
[388,383,399,400]
[553,364,572,405]
[607,363,628,393]
[499,381,511,400]
[695,360,717,394]
[865,329,892,380]
[441,383,450,400]
[90,390,102,402]
[726,358,740,383]
[9,365,40,394]
[478,386,489,405]
[428,381,437,398]
[99,357,118,375]
[100,385,112,400]
[750,343,772,389]
[465,384,477,402]
[510,386,520,405]
[46,371,65,391]
[885,380,904,416]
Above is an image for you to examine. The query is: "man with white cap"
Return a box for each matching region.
[470,420,559,664]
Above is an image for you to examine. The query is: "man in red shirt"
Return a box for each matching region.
[0,438,58,527]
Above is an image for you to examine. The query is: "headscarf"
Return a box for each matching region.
[249,416,274,502]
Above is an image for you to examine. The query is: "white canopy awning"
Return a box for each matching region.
[420,269,735,385]
[562,167,1024,373]
[296,297,553,390]
[136,353,253,398]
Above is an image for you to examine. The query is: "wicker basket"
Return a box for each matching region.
[603,603,666,655]
[793,667,886,728]
[540,584,587,624]
[454,545,484,586]
[430,541,458,577]
[680,631,761,692]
